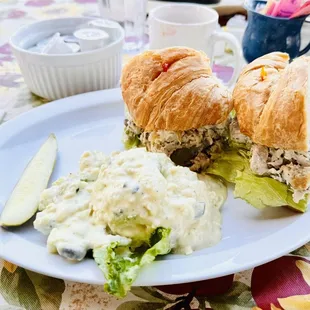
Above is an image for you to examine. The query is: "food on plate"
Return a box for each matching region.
[121,47,233,172]
[233,52,290,139]
[208,52,310,211]
[0,134,57,227]
[34,148,226,297]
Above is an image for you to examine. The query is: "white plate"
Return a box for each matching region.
[1,88,310,286]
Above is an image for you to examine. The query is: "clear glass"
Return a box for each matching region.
[98,0,147,51]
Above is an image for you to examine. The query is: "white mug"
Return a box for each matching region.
[149,4,242,87]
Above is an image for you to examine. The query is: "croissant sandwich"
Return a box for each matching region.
[208,52,310,212]
[121,47,233,171]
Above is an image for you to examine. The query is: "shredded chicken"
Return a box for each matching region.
[124,118,142,143]
[123,118,228,172]
[140,123,227,156]
[190,153,211,172]
[230,118,310,203]
[250,144,310,202]
[229,118,252,146]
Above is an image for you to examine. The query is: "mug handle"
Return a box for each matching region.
[209,31,242,87]
[299,20,310,56]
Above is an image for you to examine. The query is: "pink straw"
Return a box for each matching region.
[274,0,302,18]
[290,1,310,18]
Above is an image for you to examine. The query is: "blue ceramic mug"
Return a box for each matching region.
[243,0,310,63]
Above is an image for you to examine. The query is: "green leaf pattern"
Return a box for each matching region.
[130,287,172,304]
[0,266,65,310]
[24,270,65,310]
[117,301,166,310]
[0,267,41,310]
[0,258,260,310]
[291,245,310,257]
[207,282,256,310]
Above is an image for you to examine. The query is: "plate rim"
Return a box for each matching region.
[1,88,310,286]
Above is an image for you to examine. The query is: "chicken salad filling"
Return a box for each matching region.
[124,117,229,172]
[230,118,310,203]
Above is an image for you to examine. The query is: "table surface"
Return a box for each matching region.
[1,1,310,310]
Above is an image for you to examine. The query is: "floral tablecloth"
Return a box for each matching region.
[1,1,310,309]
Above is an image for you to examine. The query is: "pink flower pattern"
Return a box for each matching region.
[74,0,97,3]
[0,44,12,55]
[25,0,54,7]
[7,9,26,19]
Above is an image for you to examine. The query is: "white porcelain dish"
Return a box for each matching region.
[10,18,124,101]
[1,89,310,286]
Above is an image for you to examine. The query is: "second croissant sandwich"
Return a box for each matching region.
[208,52,310,212]
[121,47,233,171]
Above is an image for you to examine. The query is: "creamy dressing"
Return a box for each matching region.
[34,148,226,260]
[34,152,130,261]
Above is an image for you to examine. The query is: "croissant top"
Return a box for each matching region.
[121,47,233,131]
[233,52,310,151]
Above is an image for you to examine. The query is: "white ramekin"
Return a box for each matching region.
[10,17,124,100]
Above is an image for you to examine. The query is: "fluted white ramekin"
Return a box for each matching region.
[10,17,124,100]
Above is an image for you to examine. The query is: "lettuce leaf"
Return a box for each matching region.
[123,129,142,150]
[123,135,142,150]
[207,149,307,212]
[207,149,250,183]
[93,227,171,298]
[229,140,252,151]
[235,171,307,212]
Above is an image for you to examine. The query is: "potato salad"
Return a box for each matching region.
[34,148,226,297]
